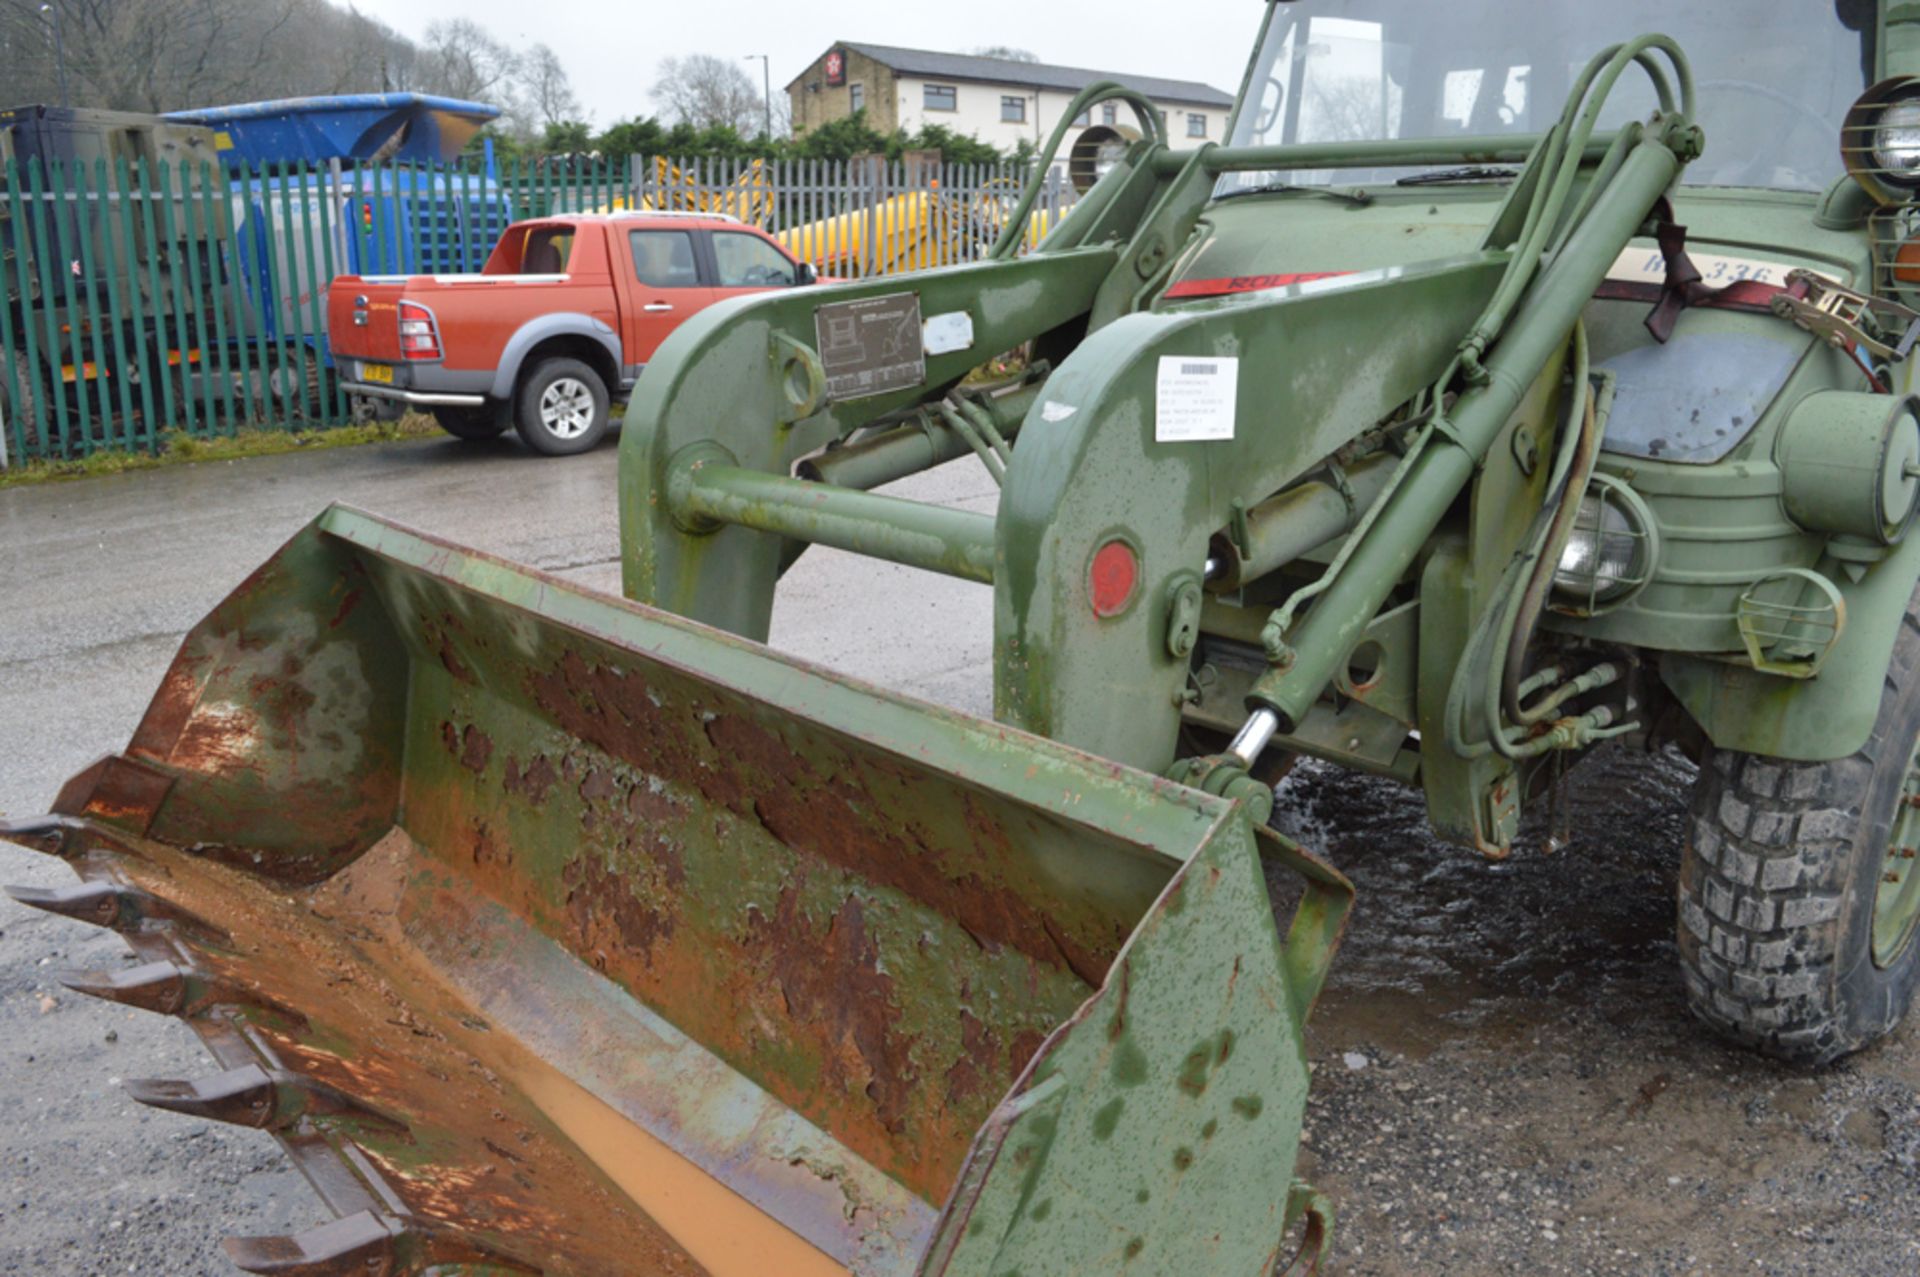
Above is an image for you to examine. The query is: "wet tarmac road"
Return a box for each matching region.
[2,434,1916,1274]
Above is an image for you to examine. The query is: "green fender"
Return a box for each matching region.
[1659,531,1920,762]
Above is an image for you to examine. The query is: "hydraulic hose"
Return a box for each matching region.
[1502,370,1610,728]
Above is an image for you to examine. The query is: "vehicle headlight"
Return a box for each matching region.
[1874,99,1920,180]
[1552,478,1656,609]
[1069,124,1142,195]
[1844,77,1920,204]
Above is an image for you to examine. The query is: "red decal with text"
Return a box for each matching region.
[1163,271,1354,301]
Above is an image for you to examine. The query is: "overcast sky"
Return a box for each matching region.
[347,0,1270,125]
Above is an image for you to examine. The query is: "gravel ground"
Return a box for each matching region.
[2,434,1916,1274]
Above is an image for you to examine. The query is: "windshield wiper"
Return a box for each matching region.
[1214,182,1373,208]
[1395,166,1520,186]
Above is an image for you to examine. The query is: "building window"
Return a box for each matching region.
[925,84,957,112]
[1102,103,1117,125]
[1073,109,1090,127]
[1001,95,1027,124]
[849,83,864,113]
[1187,113,1208,138]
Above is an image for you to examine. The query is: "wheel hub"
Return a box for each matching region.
[540,378,594,440]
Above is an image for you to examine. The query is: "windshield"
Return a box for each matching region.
[1223,0,1875,192]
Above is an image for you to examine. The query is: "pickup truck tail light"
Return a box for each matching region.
[397,301,441,360]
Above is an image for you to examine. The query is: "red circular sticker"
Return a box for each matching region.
[1089,540,1139,618]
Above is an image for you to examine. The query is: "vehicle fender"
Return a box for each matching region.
[1658,530,1920,762]
[487,313,622,400]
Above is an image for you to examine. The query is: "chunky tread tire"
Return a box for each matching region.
[1678,591,1920,1065]
[513,358,609,457]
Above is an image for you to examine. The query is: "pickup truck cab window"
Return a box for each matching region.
[713,232,798,288]
[523,227,574,274]
[631,230,700,288]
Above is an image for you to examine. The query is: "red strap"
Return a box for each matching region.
[1591,277,1791,314]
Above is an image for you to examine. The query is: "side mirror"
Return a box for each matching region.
[795,261,819,287]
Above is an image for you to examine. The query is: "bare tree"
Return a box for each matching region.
[420,18,519,103]
[0,0,434,112]
[521,43,581,129]
[651,53,762,134]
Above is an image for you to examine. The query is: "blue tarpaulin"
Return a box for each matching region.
[164,93,499,170]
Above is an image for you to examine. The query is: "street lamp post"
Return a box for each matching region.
[745,54,772,139]
[39,3,69,109]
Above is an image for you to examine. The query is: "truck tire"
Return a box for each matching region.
[514,358,609,457]
[431,402,509,441]
[1678,588,1920,1064]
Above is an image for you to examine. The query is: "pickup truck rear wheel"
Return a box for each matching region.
[431,402,509,441]
[1677,590,1920,1064]
[515,358,609,456]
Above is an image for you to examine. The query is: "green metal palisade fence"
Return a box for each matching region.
[0,153,1060,468]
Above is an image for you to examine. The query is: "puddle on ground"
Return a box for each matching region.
[1266,743,1695,1059]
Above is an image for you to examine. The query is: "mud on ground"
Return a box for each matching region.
[1277,745,1920,1276]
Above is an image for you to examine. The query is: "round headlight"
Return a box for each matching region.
[1069,124,1142,194]
[1552,478,1656,610]
[1874,99,1920,180]
[1844,76,1920,203]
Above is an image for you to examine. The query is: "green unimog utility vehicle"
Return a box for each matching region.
[7,2,1920,1273]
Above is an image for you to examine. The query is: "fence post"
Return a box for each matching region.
[88,157,139,448]
[203,159,246,433]
[0,158,41,463]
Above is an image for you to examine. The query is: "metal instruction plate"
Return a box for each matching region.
[814,292,925,401]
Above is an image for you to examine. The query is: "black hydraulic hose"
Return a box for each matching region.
[1503,378,1602,727]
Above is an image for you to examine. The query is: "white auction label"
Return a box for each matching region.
[1156,356,1239,442]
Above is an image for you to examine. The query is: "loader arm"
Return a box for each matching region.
[618,40,1702,778]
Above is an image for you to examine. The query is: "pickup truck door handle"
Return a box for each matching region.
[643,302,674,313]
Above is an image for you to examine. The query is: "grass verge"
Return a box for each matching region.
[0,416,439,490]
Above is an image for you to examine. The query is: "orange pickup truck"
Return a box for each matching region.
[327,212,819,455]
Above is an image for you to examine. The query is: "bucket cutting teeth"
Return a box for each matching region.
[57,959,301,1023]
[126,1063,279,1128]
[0,814,80,858]
[56,959,188,1015]
[4,881,229,941]
[125,1062,407,1134]
[7,881,122,926]
[223,1210,539,1276]
[222,1211,409,1276]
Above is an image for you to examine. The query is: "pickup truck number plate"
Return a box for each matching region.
[360,362,394,384]
[814,293,924,401]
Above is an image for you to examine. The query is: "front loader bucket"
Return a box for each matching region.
[4,505,1350,1277]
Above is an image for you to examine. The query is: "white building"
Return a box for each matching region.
[789,43,1236,159]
